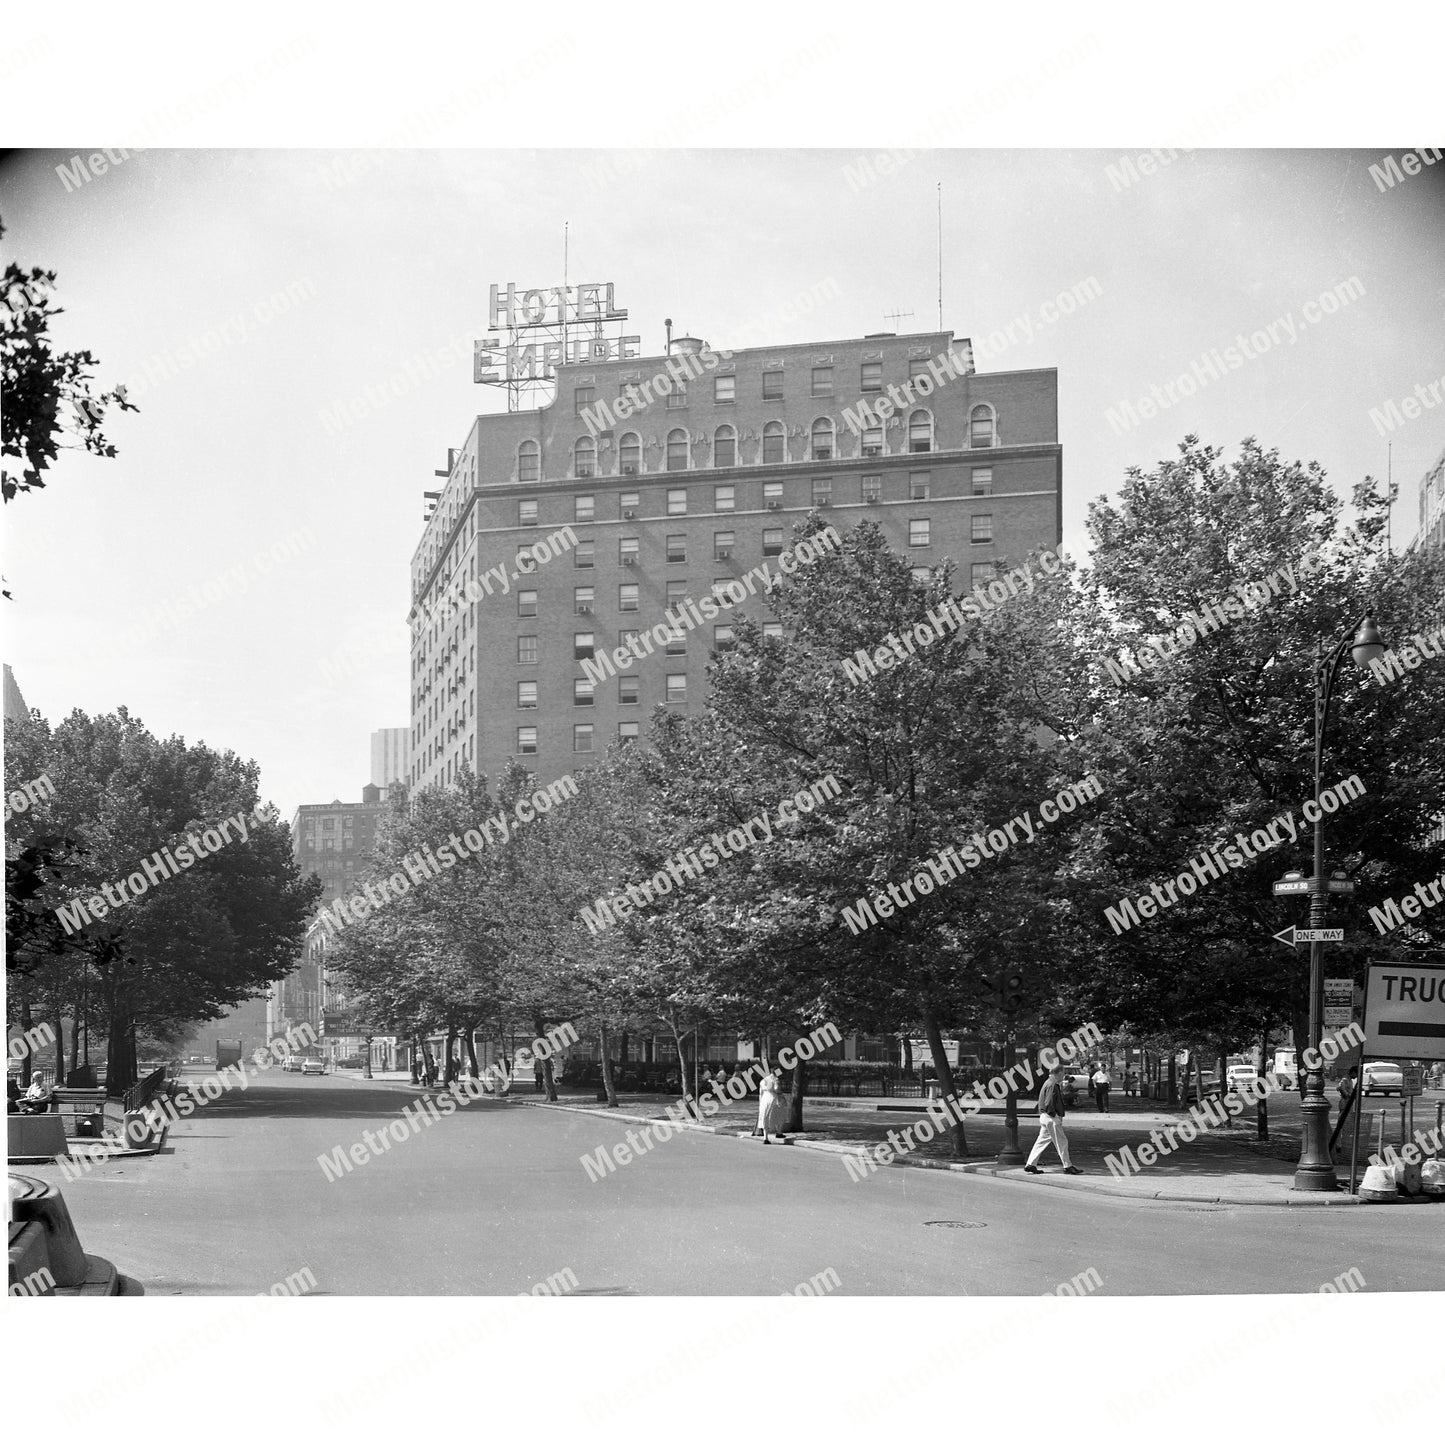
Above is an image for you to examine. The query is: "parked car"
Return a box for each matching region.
[300,1057,326,1076]
[1362,1061,1404,1096]
[336,1056,365,1070]
[281,1056,301,1072]
[1181,1071,1222,1104]
[1227,1064,1260,1092]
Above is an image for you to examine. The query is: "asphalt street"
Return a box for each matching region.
[27,1069,1444,1296]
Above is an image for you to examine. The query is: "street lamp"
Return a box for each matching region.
[1294,612,1385,1192]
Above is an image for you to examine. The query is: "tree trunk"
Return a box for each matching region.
[1167,1052,1177,1108]
[54,1011,66,1087]
[70,1012,82,1080]
[19,996,34,1087]
[920,1003,967,1157]
[599,1020,618,1108]
[665,1018,697,1118]
[1256,1025,1270,1139]
[786,1055,807,1133]
[902,1034,913,1071]
[463,1025,479,1077]
[618,1031,629,1065]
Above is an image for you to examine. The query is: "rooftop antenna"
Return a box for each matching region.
[665,317,673,355]
[1387,441,1392,553]
[937,182,943,331]
[884,308,914,332]
[562,220,569,364]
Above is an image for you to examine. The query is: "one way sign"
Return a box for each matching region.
[1272,926,1345,949]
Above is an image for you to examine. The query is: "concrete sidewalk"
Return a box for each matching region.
[517,1095,1413,1208]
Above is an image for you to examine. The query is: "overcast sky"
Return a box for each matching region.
[4,142,1443,819]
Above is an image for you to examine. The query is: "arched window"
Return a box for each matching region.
[714,424,737,468]
[619,433,641,476]
[762,421,786,465]
[666,428,689,472]
[811,417,835,460]
[969,404,996,448]
[574,436,596,478]
[908,410,933,453]
[518,440,539,483]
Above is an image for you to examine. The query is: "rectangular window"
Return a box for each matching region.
[910,519,931,548]
[970,562,995,592]
[518,590,538,617]
[714,484,735,511]
[762,369,784,400]
[618,721,640,744]
[574,586,594,613]
[665,673,687,704]
[910,566,933,583]
[666,580,687,608]
[574,632,595,659]
[574,678,594,707]
[574,386,594,415]
[619,583,639,612]
[667,488,687,516]
[665,627,686,655]
[714,624,735,650]
[666,383,687,408]
[575,494,595,522]
[573,724,594,752]
[762,527,784,557]
[908,358,929,382]
[517,726,538,755]
[517,635,537,664]
[574,539,595,568]
[714,375,735,404]
[811,477,832,506]
[861,474,881,503]
[763,480,783,506]
[762,621,783,639]
[971,467,993,496]
[619,437,641,476]
[619,676,640,704]
[862,423,883,456]
[619,490,640,513]
[518,498,538,525]
[811,366,833,396]
[910,472,930,500]
[861,360,882,392]
[517,681,537,709]
[972,514,993,544]
[667,534,687,564]
[714,530,735,559]
[619,536,639,564]
[619,628,641,650]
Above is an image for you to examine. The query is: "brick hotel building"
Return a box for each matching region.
[409,328,1064,791]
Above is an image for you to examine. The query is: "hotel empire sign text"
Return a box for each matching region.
[475,281,641,383]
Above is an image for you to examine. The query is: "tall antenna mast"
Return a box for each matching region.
[937,182,943,331]
[1387,441,1392,553]
[562,220,569,365]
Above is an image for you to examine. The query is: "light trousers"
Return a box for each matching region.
[1026,1115,1072,1168]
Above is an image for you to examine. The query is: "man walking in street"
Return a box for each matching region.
[1025,1063,1082,1174]
[1092,1062,1111,1113]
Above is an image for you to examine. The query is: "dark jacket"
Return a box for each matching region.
[1039,1077,1065,1118]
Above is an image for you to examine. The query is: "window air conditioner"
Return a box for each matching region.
[623,509,636,518]
[863,446,882,457]
[767,500,781,509]
[622,466,637,476]
[623,556,636,566]
[578,605,592,614]
[817,500,832,508]
[717,549,731,559]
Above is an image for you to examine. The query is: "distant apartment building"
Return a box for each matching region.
[267,784,391,1048]
[1414,445,1444,552]
[408,325,1063,791]
[4,664,30,723]
[370,727,410,796]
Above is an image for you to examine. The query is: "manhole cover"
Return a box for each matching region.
[924,1220,988,1229]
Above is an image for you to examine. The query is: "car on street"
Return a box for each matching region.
[1227,1064,1260,1092]
[1362,1061,1403,1096]
[1181,1071,1222,1103]
[281,1056,301,1072]
[300,1057,326,1076]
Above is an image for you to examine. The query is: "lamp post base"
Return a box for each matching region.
[1292,1089,1339,1192]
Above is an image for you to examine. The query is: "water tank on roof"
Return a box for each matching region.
[671,336,707,355]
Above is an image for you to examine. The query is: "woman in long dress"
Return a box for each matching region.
[757,1064,785,1143]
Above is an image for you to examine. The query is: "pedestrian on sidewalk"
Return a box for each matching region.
[756,1062,785,1143]
[1025,1064,1082,1174]
[1124,1069,1137,1098]
[1092,1063,1111,1113]
[1337,1066,1357,1119]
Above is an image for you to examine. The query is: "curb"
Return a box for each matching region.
[526,1099,1381,1207]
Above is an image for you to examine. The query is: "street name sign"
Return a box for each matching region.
[1362,959,1445,1062]
[1273,878,1310,895]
